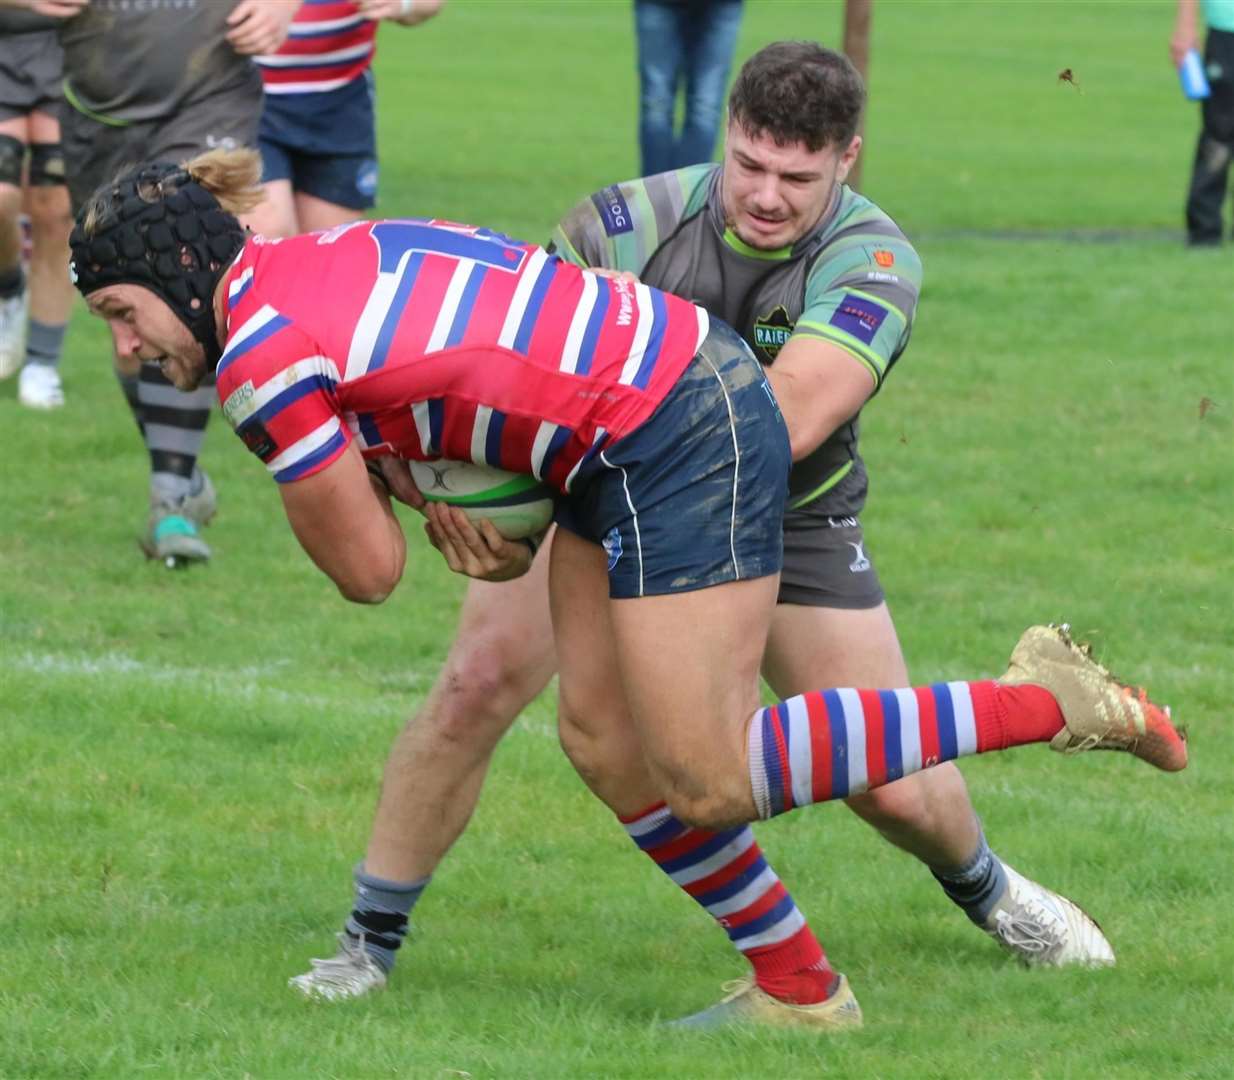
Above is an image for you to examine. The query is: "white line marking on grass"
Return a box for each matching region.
[8,651,560,737]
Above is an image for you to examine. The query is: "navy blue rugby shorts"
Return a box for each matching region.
[258,73,378,210]
[557,319,790,599]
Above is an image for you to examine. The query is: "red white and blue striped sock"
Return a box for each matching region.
[621,803,836,1003]
[748,681,1063,817]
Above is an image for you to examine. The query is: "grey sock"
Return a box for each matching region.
[25,318,67,369]
[931,829,1008,925]
[344,863,430,974]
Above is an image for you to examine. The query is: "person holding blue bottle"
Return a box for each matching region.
[1171,0,1234,245]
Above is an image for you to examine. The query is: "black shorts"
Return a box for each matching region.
[61,87,261,213]
[0,30,62,121]
[777,513,886,609]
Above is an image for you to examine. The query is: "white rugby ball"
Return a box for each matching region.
[409,459,555,540]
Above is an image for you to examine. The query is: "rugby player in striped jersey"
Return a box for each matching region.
[70,136,1187,1029]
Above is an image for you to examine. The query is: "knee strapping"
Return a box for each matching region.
[0,134,24,187]
[28,143,66,187]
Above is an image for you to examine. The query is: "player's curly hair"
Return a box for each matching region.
[727,41,865,152]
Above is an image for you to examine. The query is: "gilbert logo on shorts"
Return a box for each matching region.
[753,304,794,361]
[847,541,871,573]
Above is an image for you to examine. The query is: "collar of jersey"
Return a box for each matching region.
[721,228,795,261]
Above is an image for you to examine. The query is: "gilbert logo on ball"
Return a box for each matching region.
[409,459,554,540]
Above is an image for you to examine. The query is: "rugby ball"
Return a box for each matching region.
[408,459,555,540]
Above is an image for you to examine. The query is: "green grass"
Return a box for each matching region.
[1,2,1231,1077]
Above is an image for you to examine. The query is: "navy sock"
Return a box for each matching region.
[931,830,1008,925]
[344,864,430,974]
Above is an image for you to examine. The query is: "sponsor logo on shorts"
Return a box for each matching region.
[591,186,634,236]
[753,304,794,361]
[222,380,255,426]
[205,134,239,151]
[847,540,871,573]
[602,526,623,570]
[829,294,888,345]
[356,159,378,198]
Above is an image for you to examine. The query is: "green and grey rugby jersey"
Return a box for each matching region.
[57,0,260,126]
[550,165,922,519]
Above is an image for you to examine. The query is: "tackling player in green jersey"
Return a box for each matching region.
[294,42,1118,1026]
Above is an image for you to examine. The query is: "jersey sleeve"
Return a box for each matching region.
[793,229,923,391]
[215,311,350,484]
[548,165,714,274]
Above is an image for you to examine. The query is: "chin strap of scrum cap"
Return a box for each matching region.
[68,162,246,369]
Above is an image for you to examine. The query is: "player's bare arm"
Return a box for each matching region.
[765,335,879,462]
[356,0,446,27]
[1,0,88,16]
[279,441,407,604]
[226,0,301,57]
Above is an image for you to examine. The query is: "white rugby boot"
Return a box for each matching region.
[983,863,1115,967]
[289,933,388,1002]
[0,284,27,380]
[18,363,64,409]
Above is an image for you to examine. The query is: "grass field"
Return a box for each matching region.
[1,2,1231,1077]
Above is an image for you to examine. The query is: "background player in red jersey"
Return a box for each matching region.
[245,0,445,241]
[70,147,1188,1030]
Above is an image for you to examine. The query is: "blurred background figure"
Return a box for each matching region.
[246,0,445,240]
[1171,0,1234,245]
[1,0,297,566]
[0,9,73,408]
[633,0,743,174]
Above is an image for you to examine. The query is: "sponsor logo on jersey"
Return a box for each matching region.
[753,304,794,360]
[239,418,277,460]
[830,294,887,345]
[222,380,255,426]
[591,186,634,236]
[614,276,635,327]
[873,250,895,267]
[602,526,623,570]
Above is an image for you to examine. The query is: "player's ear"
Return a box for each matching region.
[837,135,863,184]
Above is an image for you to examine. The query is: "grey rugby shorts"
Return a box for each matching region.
[0,30,62,121]
[778,512,886,609]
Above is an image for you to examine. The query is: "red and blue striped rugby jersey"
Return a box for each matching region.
[256,0,377,95]
[215,219,710,493]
